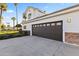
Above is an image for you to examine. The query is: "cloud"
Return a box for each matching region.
[44,6,49,9]
[6,10,14,13]
[4,16,10,19]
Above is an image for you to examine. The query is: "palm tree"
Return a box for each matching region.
[0,3,7,30]
[11,17,16,29]
[1,24,6,31]
[0,16,3,30]
[0,16,3,23]
[23,13,27,20]
[14,3,18,30]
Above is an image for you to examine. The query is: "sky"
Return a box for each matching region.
[2,3,75,26]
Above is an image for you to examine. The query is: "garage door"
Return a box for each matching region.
[32,21,63,41]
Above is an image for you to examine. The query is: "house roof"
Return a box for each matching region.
[22,6,46,24]
[25,6,46,14]
[27,4,79,23]
[22,4,79,24]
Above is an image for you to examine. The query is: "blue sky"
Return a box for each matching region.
[2,3,75,26]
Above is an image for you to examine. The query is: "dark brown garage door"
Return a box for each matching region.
[32,21,63,41]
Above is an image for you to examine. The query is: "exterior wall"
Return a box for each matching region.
[64,11,79,45]
[26,10,79,45]
[22,7,45,31]
[25,7,45,20]
[32,9,45,19]
[22,24,27,31]
[64,11,79,33]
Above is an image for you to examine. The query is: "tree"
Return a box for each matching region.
[1,24,6,31]
[23,13,27,20]
[11,17,16,29]
[0,16,3,24]
[14,3,18,30]
[15,24,22,27]
[0,3,7,30]
[15,24,22,30]
[0,16,3,29]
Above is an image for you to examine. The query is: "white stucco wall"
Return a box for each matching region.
[63,11,79,33]
[22,7,45,31]
[32,9,45,19]
[26,10,79,42]
[25,7,45,20]
[22,24,27,31]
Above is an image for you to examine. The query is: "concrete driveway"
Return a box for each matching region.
[0,36,79,56]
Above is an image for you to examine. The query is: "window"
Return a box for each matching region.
[28,13,31,19]
[56,22,61,25]
[43,24,46,26]
[33,25,34,27]
[47,24,50,26]
[23,25,26,29]
[40,24,42,27]
[51,23,55,26]
[37,25,39,27]
[35,25,37,27]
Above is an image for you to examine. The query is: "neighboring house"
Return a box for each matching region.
[21,4,79,46]
[5,24,13,30]
[14,24,22,30]
[21,6,46,31]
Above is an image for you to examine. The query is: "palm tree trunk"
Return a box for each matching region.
[0,7,2,31]
[13,20,15,30]
[16,6,18,30]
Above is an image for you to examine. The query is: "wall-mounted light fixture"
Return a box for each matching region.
[67,17,72,23]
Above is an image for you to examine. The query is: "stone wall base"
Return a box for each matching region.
[65,32,79,45]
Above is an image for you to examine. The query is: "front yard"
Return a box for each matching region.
[0,31,19,35]
[0,30,27,40]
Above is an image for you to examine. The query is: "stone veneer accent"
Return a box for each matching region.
[65,32,79,45]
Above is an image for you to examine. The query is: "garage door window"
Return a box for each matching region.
[47,24,50,26]
[40,24,42,27]
[43,24,46,26]
[35,25,36,27]
[33,25,34,27]
[56,22,61,25]
[51,23,55,26]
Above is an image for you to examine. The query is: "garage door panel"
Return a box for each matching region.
[32,21,63,41]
